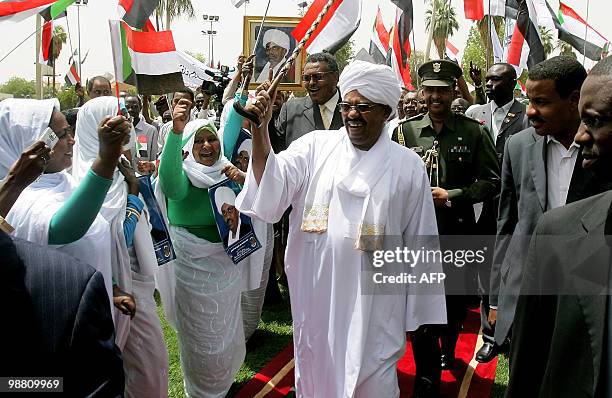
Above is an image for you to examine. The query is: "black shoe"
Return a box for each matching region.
[475,341,498,363]
[412,377,440,398]
[440,354,455,370]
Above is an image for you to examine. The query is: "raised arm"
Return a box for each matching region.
[158,98,192,200]
[48,116,131,245]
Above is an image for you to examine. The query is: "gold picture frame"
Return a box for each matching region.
[243,15,305,91]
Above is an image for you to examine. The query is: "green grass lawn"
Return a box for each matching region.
[156,293,509,398]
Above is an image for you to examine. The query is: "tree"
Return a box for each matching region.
[186,51,206,64]
[425,0,459,58]
[557,40,576,59]
[56,86,78,110]
[334,40,355,72]
[0,77,36,98]
[408,50,427,88]
[476,16,504,64]
[50,25,67,96]
[156,0,194,29]
[461,26,487,85]
[539,26,554,58]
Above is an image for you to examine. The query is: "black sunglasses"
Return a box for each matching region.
[301,71,334,83]
[337,102,379,114]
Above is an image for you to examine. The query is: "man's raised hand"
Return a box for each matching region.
[172,98,192,134]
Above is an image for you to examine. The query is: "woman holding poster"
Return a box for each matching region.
[157,102,247,397]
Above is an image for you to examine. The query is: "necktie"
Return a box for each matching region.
[493,107,506,132]
[320,105,331,130]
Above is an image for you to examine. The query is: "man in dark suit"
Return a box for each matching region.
[492,56,599,359]
[466,63,529,160]
[506,56,612,397]
[465,62,529,363]
[276,52,344,149]
[0,230,124,397]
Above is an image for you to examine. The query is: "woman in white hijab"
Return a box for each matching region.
[157,99,248,398]
[0,98,130,302]
[72,96,168,398]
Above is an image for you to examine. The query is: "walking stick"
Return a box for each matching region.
[234,0,337,126]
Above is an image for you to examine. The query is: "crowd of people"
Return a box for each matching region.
[1,48,612,398]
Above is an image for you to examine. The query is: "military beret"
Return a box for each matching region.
[418,60,463,87]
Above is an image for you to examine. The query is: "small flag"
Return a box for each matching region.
[292,0,362,55]
[41,19,52,62]
[368,7,389,64]
[445,39,460,61]
[464,0,506,21]
[64,60,80,86]
[515,80,526,95]
[547,1,608,61]
[0,0,56,23]
[109,20,185,95]
[39,0,74,21]
[388,0,413,89]
[507,0,544,70]
[117,0,159,31]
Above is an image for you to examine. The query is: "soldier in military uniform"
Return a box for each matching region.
[392,60,500,397]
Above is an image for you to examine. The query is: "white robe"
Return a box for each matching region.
[236,127,446,397]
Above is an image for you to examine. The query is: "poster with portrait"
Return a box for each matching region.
[209,179,261,264]
[231,129,252,173]
[243,16,305,91]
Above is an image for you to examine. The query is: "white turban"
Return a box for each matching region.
[0,98,59,179]
[263,29,290,51]
[339,60,402,120]
[215,186,236,215]
[237,139,252,156]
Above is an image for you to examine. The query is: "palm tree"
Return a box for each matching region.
[50,25,67,95]
[156,0,194,30]
[557,39,576,59]
[476,16,504,64]
[425,0,460,58]
[538,26,554,58]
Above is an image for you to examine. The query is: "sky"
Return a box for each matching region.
[0,0,609,85]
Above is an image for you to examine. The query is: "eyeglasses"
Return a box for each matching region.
[301,71,334,83]
[337,102,379,114]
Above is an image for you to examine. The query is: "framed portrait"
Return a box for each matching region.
[243,16,305,91]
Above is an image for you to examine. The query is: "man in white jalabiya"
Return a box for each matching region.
[237,60,447,397]
[256,29,290,83]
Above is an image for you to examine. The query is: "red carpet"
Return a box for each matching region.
[237,308,497,398]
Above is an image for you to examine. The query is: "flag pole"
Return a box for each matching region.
[583,0,590,65]
[425,0,436,61]
[65,14,75,66]
[0,27,41,64]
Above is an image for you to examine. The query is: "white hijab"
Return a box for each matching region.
[0,98,113,301]
[181,118,232,188]
[72,97,133,308]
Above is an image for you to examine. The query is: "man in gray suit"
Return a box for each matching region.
[465,62,529,363]
[492,56,599,357]
[276,52,344,149]
[506,56,612,397]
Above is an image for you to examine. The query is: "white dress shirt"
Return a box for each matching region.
[546,136,580,210]
[318,90,339,130]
